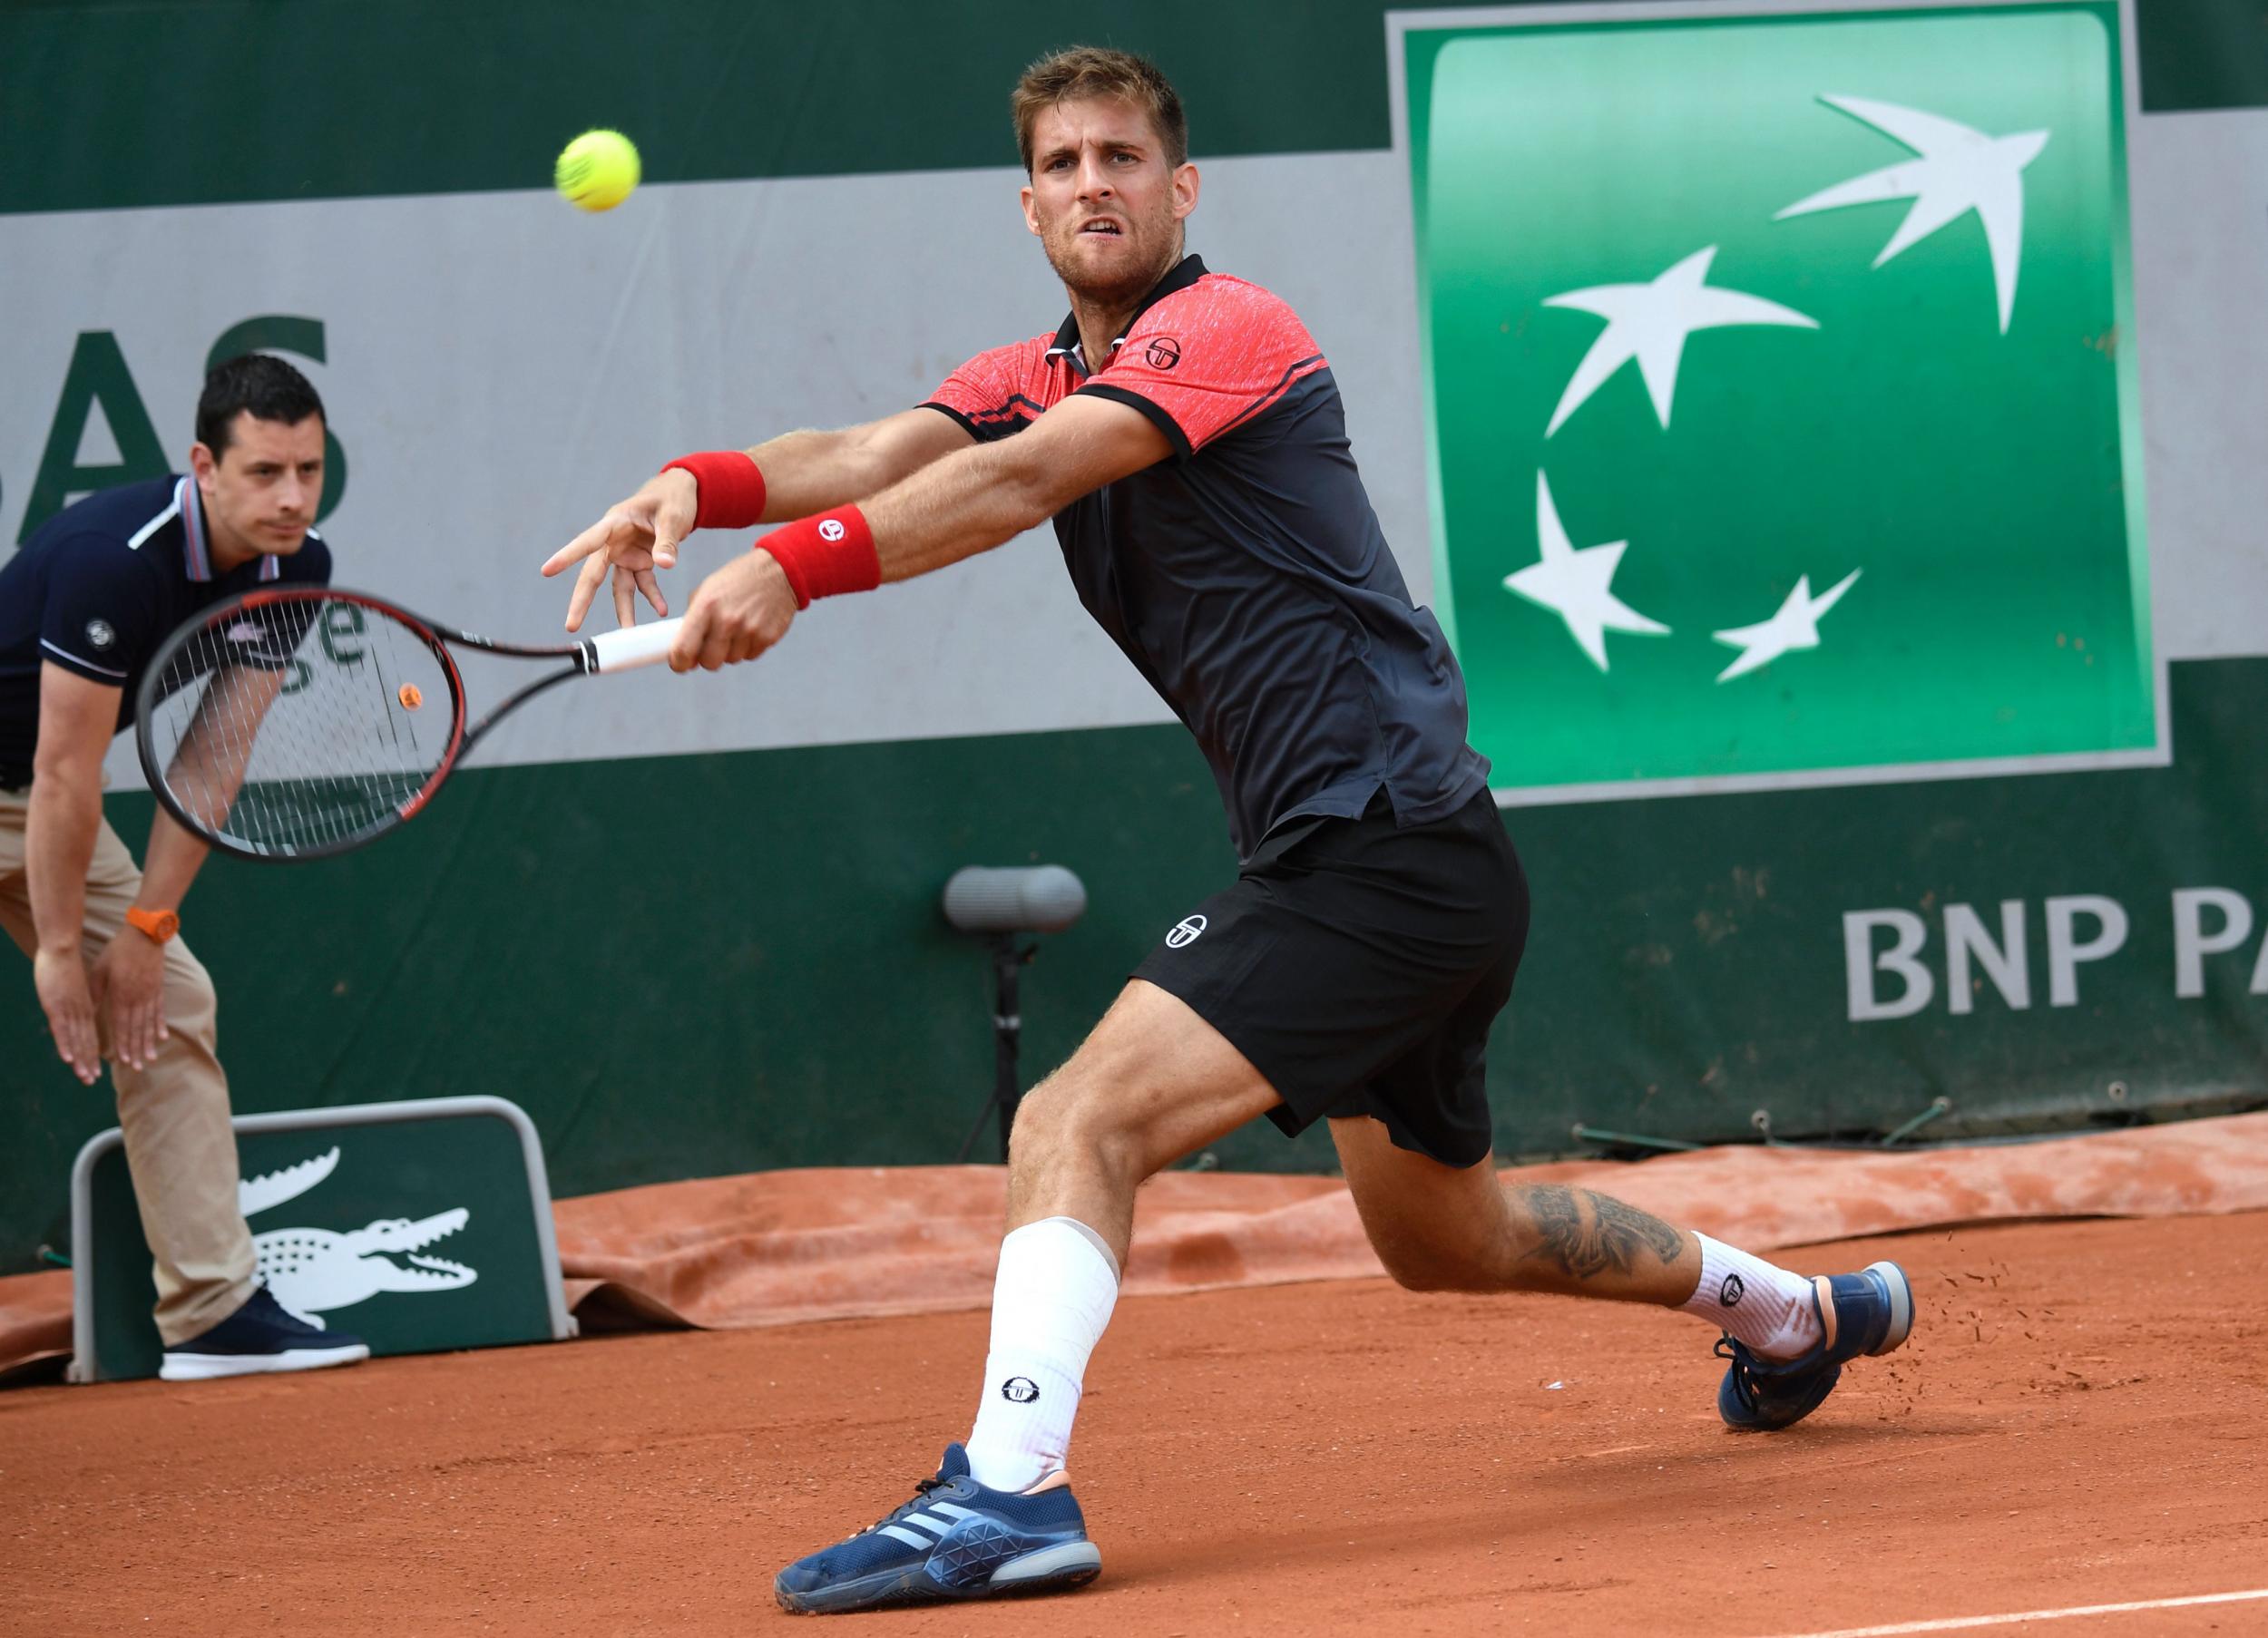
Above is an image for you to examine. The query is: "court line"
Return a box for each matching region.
[1757,1587,2268,1637]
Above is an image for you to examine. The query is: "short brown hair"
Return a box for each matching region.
[1012,46,1188,174]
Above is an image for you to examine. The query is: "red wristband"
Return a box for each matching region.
[660,451,767,530]
[753,505,881,609]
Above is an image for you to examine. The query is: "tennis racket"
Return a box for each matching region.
[134,587,683,862]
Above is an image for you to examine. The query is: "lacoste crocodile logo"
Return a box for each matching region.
[239,1147,479,1327]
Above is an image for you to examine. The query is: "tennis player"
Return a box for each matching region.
[545,47,1917,1614]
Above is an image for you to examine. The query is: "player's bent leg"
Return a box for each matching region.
[1329,1116,1915,1430]
[973,980,1278,1479]
[776,980,1284,1614]
[1330,1114,1702,1302]
[1005,978,1286,1263]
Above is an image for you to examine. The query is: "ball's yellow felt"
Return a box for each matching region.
[555,129,640,212]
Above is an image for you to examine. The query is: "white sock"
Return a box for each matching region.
[963,1217,1119,1493]
[1680,1233,1823,1359]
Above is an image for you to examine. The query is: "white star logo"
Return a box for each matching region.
[1541,246,1818,437]
[1712,569,1862,682]
[1504,473,1671,671]
[1775,95,2050,335]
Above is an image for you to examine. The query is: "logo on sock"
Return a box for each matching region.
[1719,1273,1746,1308]
[1000,1376,1040,1404]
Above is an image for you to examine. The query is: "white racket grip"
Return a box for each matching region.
[587,618,687,674]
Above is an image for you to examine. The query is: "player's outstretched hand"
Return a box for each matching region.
[670,551,798,672]
[542,468,699,632]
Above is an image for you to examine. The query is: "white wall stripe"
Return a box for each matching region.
[0,157,1418,786]
[1755,1585,2268,1638]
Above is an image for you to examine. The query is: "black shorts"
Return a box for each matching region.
[1131,788,1529,1169]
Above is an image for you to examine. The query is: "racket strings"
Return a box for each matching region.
[143,598,456,855]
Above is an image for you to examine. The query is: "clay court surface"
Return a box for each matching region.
[5,1211,2265,1637]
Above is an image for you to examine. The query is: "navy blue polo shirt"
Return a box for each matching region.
[924,255,1490,860]
[0,475,333,783]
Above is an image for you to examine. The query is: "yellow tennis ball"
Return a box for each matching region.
[555,129,640,212]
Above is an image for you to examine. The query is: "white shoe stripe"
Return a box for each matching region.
[879,1526,930,1549]
[929,1502,978,1520]
[902,1511,953,1534]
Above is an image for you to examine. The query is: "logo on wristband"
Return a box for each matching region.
[818,517,846,542]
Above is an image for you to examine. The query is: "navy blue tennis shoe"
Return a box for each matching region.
[159,1284,370,1381]
[1716,1260,1915,1430]
[774,1443,1100,1615]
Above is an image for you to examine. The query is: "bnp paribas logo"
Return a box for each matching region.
[1396,1,2153,801]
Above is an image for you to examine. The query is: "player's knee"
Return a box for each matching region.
[1005,1078,1080,1173]
[1372,1236,1481,1293]
[1008,1077,1151,1188]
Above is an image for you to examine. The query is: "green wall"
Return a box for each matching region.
[4,0,2261,218]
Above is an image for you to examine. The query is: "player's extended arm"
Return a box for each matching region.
[863,395,1169,582]
[751,409,977,522]
[26,664,123,1082]
[665,394,1171,672]
[544,407,975,632]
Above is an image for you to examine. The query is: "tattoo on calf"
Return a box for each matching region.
[1519,1185,1686,1280]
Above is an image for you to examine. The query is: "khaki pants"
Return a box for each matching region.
[0,787,257,1345]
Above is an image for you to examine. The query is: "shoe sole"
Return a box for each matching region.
[990,1541,1102,1588]
[1862,1260,1915,1354]
[158,1343,372,1381]
[776,1540,1101,1615]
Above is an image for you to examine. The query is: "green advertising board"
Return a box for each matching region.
[1399,0,2151,798]
[70,1097,574,1383]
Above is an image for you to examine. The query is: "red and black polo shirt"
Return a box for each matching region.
[924,253,1488,861]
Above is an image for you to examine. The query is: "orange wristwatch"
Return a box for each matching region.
[125,907,180,944]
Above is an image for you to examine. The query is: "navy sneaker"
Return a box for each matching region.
[1716,1260,1915,1430]
[774,1443,1101,1615]
[159,1285,371,1381]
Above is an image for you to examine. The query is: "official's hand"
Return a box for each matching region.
[670,551,799,672]
[541,468,699,632]
[93,930,170,1072]
[33,947,101,1086]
